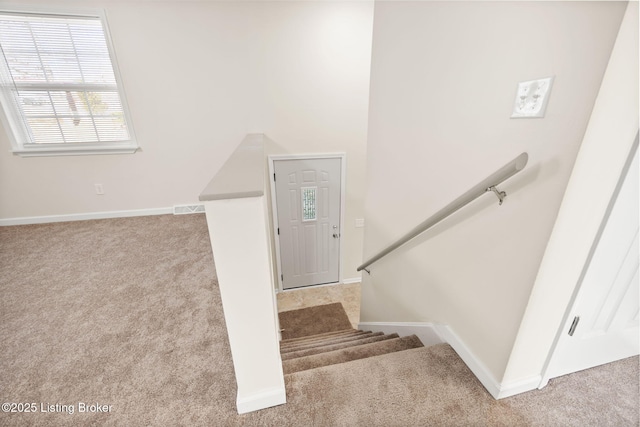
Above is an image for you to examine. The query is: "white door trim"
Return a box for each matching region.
[268,153,347,292]
[538,137,639,389]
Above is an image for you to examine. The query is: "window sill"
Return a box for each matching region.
[12,142,139,157]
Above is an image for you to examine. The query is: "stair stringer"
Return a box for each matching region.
[358,321,541,399]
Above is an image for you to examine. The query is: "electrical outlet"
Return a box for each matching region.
[94,184,104,195]
[355,218,365,228]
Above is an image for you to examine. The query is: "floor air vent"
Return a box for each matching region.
[173,204,205,215]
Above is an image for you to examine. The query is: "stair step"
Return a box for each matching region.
[280,328,359,345]
[280,329,359,347]
[283,345,433,381]
[282,334,424,374]
[281,332,379,353]
[281,333,400,361]
[281,330,369,350]
[279,302,353,340]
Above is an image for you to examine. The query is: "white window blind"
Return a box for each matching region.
[0,11,136,155]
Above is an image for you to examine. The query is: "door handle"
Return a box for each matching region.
[333,233,340,238]
[333,225,340,239]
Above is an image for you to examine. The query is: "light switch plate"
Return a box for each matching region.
[511,76,554,118]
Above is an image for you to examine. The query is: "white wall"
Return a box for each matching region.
[204,195,286,413]
[503,1,639,386]
[250,1,373,281]
[361,1,626,382]
[0,1,373,279]
[0,1,253,218]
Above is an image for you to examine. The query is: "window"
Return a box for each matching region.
[302,187,317,221]
[0,10,137,156]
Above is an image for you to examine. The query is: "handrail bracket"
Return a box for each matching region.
[487,185,507,206]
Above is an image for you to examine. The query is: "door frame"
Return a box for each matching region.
[538,139,639,388]
[268,153,347,293]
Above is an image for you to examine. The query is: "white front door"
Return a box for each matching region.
[273,158,342,290]
[546,147,639,380]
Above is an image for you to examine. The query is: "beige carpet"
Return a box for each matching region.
[277,283,361,329]
[278,303,353,339]
[283,343,639,427]
[0,214,638,426]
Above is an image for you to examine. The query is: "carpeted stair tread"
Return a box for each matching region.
[280,330,368,350]
[278,303,353,339]
[283,344,444,381]
[281,333,400,360]
[280,329,362,348]
[281,332,388,354]
[281,332,380,353]
[280,329,357,346]
[280,330,371,350]
[283,334,424,374]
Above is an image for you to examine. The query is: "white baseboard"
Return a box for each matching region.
[236,387,286,414]
[0,207,174,226]
[360,322,541,399]
[342,277,362,285]
[435,325,502,398]
[497,374,542,399]
[434,325,540,399]
[358,321,445,348]
[277,279,361,293]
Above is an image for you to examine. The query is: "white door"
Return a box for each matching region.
[273,158,342,290]
[546,147,639,380]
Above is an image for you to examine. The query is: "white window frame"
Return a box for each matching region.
[0,6,137,157]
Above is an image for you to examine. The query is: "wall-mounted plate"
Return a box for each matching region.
[511,76,554,118]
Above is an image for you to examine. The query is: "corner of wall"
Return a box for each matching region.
[357,321,444,347]
[236,386,286,415]
[501,0,639,386]
[435,325,541,399]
